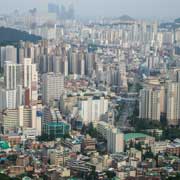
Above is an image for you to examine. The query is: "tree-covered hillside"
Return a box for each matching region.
[0,27,41,44]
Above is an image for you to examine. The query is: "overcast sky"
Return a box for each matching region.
[0,0,180,19]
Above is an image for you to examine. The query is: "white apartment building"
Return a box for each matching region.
[4,61,22,90]
[166,82,180,126]
[23,58,38,104]
[139,88,161,121]
[3,59,38,105]
[79,96,108,125]
[0,46,17,68]
[0,89,16,110]
[97,121,113,140]
[49,149,70,166]
[42,72,64,104]
[2,106,37,134]
[107,128,124,154]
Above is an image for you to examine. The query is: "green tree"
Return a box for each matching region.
[135,142,142,151]
[167,173,180,180]
[106,170,116,179]
[7,154,17,162]
[162,128,180,140]
[87,123,98,138]
[0,173,20,180]
[143,149,154,159]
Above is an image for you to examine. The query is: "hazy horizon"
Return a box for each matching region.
[0,0,180,20]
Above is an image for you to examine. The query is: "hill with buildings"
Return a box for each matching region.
[0,27,41,44]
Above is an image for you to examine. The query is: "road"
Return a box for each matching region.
[115,75,140,131]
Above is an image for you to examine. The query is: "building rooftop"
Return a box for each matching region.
[0,141,10,149]
[124,133,150,142]
[22,177,32,180]
[46,122,69,127]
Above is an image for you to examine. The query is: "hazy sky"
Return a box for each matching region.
[0,0,180,19]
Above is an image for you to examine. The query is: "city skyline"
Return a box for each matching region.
[0,0,180,20]
[1,1,180,179]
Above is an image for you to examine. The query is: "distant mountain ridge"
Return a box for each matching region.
[118,15,135,21]
[160,18,180,29]
[0,27,42,44]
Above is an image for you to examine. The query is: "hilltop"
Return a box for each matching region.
[0,27,41,44]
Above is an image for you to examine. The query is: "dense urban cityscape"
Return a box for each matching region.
[0,1,180,180]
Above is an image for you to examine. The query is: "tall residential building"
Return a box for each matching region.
[0,46,17,68]
[79,96,108,124]
[71,52,78,74]
[107,128,124,154]
[0,86,23,111]
[23,58,37,88]
[23,58,38,105]
[162,31,174,45]
[159,86,166,119]
[52,55,63,73]
[85,52,95,76]
[4,61,23,90]
[42,72,64,104]
[4,61,16,90]
[18,48,25,64]
[4,58,38,106]
[2,106,37,134]
[64,57,69,76]
[0,89,16,110]
[139,88,160,121]
[2,109,19,134]
[166,82,180,126]
[4,61,22,90]
[118,62,128,91]
[97,121,113,140]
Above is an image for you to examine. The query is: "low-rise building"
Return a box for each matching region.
[61,138,81,152]
[81,136,96,153]
[44,122,70,138]
[151,141,169,155]
[129,148,142,162]
[49,149,70,166]
[116,166,136,180]
[124,133,155,146]
[16,155,30,166]
[9,166,25,177]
